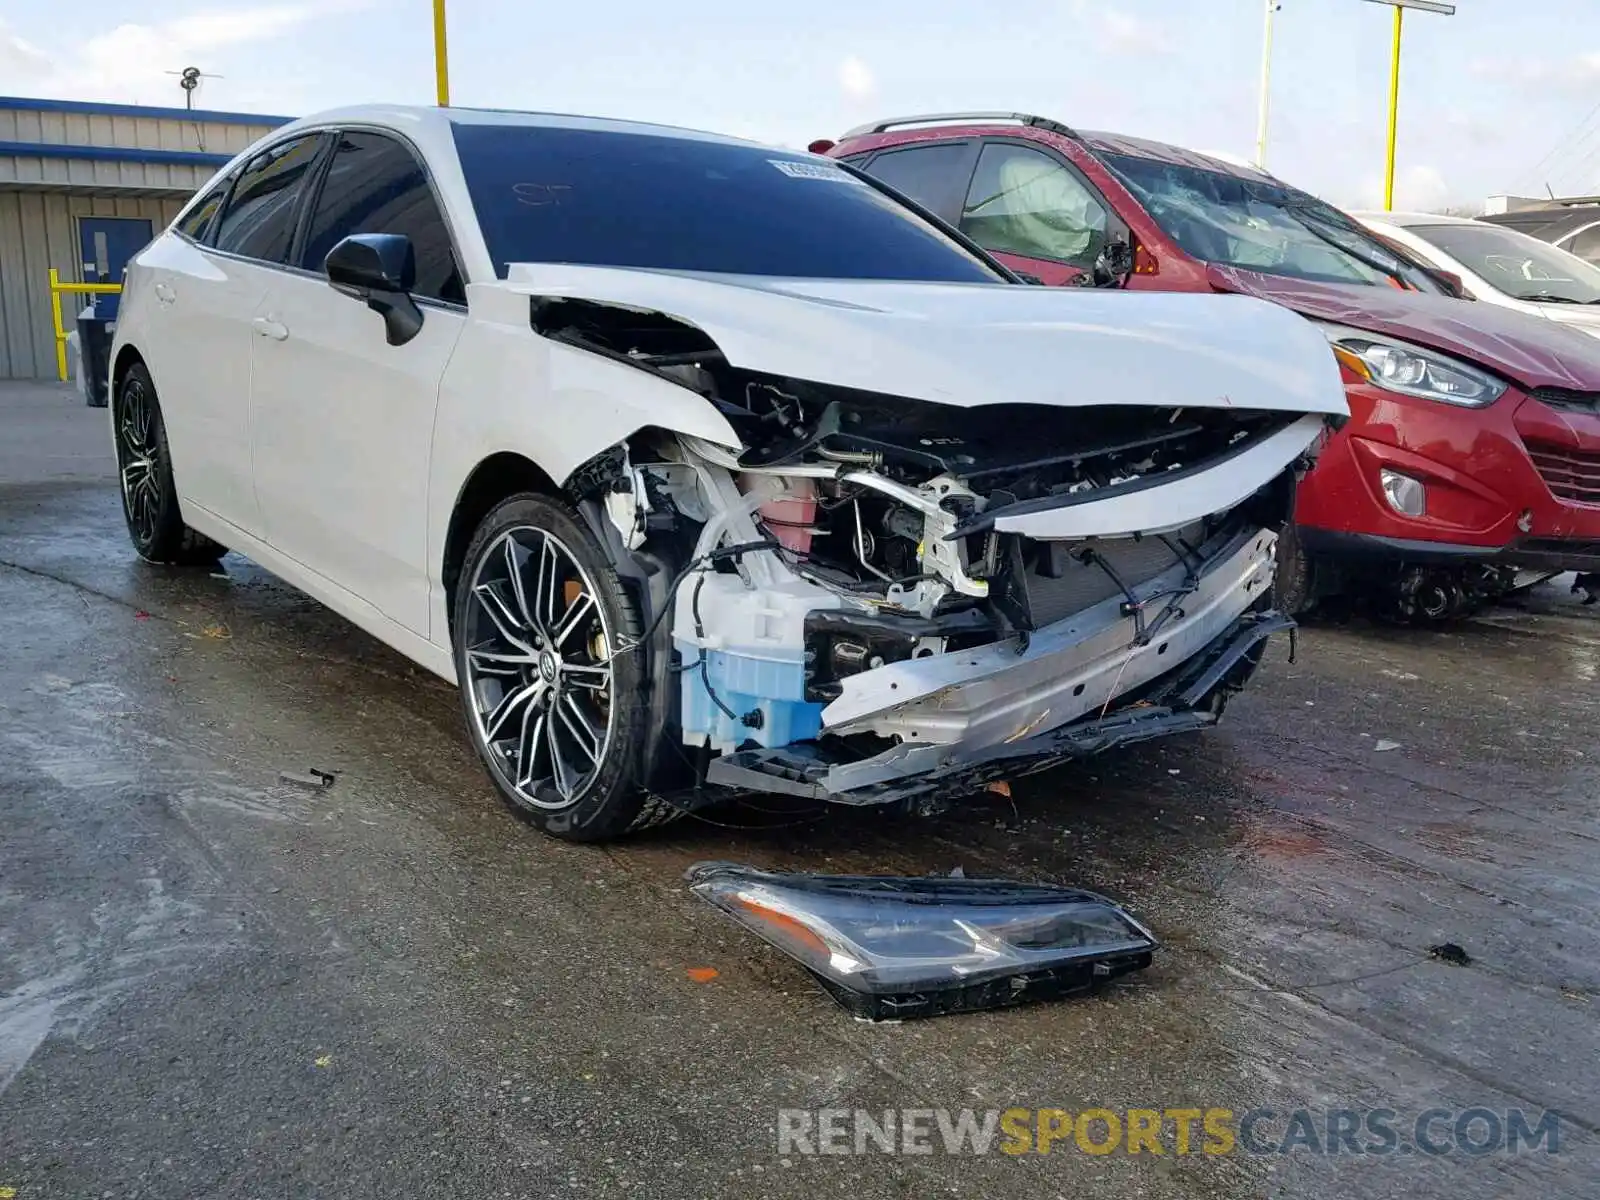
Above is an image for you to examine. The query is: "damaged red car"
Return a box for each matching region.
[820,114,1600,618]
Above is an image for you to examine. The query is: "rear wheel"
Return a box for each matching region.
[452,493,681,841]
[114,364,225,566]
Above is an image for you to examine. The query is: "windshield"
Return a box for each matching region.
[451,123,1004,283]
[1101,152,1440,292]
[1408,222,1600,304]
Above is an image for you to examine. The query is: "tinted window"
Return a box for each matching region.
[213,135,324,263]
[451,123,1000,282]
[301,131,465,303]
[961,143,1108,267]
[863,143,972,218]
[176,175,232,244]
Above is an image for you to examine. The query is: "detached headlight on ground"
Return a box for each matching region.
[686,862,1157,1020]
[1321,324,1506,407]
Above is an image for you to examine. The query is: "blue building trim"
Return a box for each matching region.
[0,141,234,168]
[0,95,292,127]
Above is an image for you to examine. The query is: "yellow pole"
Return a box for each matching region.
[432,0,450,107]
[1382,5,1403,211]
[1255,0,1277,168]
[48,268,67,381]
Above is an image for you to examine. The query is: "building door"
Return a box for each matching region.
[77,217,153,320]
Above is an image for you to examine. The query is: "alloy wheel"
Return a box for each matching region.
[462,526,615,810]
[117,376,162,544]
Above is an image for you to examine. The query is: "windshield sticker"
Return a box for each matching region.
[769,159,866,184]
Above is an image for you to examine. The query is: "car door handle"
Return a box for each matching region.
[252,316,290,341]
[154,283,176,305]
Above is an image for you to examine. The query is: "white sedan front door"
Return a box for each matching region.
[141,133,329,537]
[248,129,468,636]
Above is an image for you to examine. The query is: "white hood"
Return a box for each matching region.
[1542,306,1600,340]
[498,265,1349,418]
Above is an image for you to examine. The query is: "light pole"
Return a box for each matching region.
[433,0,451,107]
[1255,0,1280,168]
[1362,0,1454,211]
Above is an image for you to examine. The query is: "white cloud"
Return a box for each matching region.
[0,20,51,79]
[837,55,876,102]
[1354,163,1452,212]
[1097,10,1171,55]
[1470,52,1600,93]
[5,2,369,108]
[1065,1,1172,55]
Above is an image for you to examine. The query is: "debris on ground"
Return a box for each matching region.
[685,967,720,983]
[1373,739,1401,752]
[279,768,336,789]
[1428,942,1472,966]
[685,862,1156,1020]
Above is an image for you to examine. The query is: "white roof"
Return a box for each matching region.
[1348,210,1480,228]
[270,103,762,149]
[205,103,810,305]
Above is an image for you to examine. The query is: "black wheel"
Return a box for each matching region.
[114,364,225,566]
[452,493,681,841]
[1272,522,1315,617]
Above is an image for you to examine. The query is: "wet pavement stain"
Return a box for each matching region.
[2,393,1598,1197]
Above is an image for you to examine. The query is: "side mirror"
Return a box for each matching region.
[1425,267,1470,299]
[325,233,424,345]
[1092,238,1135,287]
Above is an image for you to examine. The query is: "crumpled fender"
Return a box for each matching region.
[425,282,742,645]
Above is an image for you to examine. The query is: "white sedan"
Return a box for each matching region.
[1356,210,1600,338]
[110,105,1346,840]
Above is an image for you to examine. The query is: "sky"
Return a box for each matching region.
[2,0,1598,212]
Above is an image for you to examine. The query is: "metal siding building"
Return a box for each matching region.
[0,97,289,380]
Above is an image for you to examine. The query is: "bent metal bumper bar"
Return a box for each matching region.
[705,528,1289,804]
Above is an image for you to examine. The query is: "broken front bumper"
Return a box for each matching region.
[705,527,1287,804]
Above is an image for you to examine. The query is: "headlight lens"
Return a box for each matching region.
[1321,324,1507,407]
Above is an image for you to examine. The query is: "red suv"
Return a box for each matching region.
[818,113,1600,618]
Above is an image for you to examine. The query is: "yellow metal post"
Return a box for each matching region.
[433,0,450,107]
[49,268,67,381]
[47,269,122,382]
[1382,5,1403,211]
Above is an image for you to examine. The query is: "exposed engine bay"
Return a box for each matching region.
[547,297,1331,807]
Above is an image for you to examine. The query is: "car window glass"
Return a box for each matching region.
[300,130,465,304]
[1410,222,1600,304]
[863,143,971,217]
[212,135,324,263]
[961,143,1108,267]
[1565,225,1600,266]
[1099,152,1444,291]
[451,123,1000,282]
[175,175,232,244]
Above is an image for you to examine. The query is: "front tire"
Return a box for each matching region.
[113,364,225,566]
[1272,522,1315,617]
[452,493,680,841]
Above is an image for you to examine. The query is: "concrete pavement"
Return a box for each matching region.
[2,382,1597,1198]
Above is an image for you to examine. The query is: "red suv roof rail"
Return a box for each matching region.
[840,112,1078,140]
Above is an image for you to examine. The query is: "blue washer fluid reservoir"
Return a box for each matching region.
[673,573,836,754]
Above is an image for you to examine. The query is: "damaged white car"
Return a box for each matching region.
[109,105,1347,840]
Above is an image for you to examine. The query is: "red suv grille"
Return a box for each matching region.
[1527,442,1600,505]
